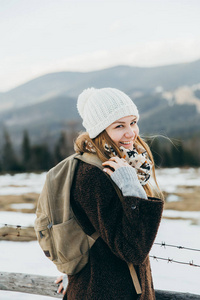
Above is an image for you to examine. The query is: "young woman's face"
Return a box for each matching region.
[106,115,139,150]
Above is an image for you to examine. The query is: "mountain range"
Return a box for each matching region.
[0,59,200,148]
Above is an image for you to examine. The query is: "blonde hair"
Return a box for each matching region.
[74,131,163,198]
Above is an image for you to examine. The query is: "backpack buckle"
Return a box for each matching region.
[47,222,53,229]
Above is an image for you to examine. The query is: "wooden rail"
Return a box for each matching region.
[0,271,200,299]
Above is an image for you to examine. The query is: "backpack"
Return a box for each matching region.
[34,152,142,294]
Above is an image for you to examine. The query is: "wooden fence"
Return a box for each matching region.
[0,271,200,299]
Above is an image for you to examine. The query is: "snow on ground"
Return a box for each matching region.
[1,209,200,229]
[163,209,200,222]
[0,168,200,298]
[0,168,199,196]
[0,213,200,298]
[151,218,200,295]
[156,167,200,193]
[0,172,46,195]
[0,240,61,300]
[10,203,35,209]
[0,211,36,228]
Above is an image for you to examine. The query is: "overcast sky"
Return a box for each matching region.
[1,0,200,92]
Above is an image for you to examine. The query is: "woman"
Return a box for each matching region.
[56,87,164,299]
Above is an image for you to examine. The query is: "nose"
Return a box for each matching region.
[124,127,135,138]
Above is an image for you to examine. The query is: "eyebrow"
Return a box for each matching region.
[112,118,137,124]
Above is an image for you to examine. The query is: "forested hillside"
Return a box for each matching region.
[0,60,200,171]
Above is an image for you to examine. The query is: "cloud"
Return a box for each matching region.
[109,20,122,33]
[1,38,200,92]
[42,38,200,71]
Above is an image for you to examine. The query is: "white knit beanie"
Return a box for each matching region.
[77,87,139,138]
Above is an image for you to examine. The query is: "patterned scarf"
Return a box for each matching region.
[85,140,152,186]
[104,144,152,186]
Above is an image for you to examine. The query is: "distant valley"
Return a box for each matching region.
[0,60,200,148]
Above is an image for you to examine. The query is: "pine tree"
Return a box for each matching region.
[29,144,53,171]
[22,130,31,171]
[171,140,185,167]
[54,131,69,163]
[2,130,21,172]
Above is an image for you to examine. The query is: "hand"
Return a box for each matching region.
[102,156,129,176]
[55,275,68,295]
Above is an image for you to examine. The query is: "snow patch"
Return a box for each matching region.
[10,203,35,210]
[0,211,36,227]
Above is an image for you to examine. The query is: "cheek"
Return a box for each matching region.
[106,129,121,144]
[135,125,139,136]
[110,132,122,144]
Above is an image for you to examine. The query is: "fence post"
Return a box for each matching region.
[0,271,62,298]
[155,289,200,299]
[0,271,200,299]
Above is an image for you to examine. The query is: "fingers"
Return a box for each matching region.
[62,289,67,295]
[55,275,67,294]
[109,157,128,166]
[102,157,128,168]
[57,282,64,294]
[103,166,113,176]
[102,160,117,169]
[102,157,128,176]
[55,275,63,284]
[56,281,67,295]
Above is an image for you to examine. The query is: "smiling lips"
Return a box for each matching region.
[120,141,132,145]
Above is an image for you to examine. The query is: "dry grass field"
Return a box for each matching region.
[164,186,200,211]
[0,193,38,241]
[0,184,199,241]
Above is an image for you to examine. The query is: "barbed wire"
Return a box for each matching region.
[1,223,200,267]
[0,224,200,268]
[150,255,200,268]
[154,242,200,252]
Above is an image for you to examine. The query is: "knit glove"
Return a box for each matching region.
[111,166,147,199]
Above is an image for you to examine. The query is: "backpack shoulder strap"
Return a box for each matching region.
[46,153,79,225]
[76,153,123,202]
[76,152,103,169]
[75,152,142,295]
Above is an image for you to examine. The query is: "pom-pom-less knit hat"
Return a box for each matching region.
[77,87,139,138]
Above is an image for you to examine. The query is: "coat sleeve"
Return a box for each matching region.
[73,162,164,265]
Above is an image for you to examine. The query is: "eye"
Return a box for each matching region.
[130,121,137,125]
[115,124,123,128]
